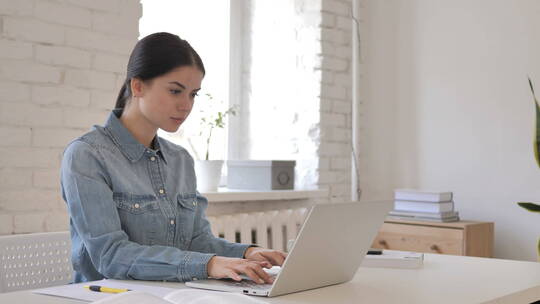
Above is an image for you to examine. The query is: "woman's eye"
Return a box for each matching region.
[191,92,199,98]
[170,89,182,95]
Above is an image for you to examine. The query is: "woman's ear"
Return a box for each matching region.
[130,78,144,98]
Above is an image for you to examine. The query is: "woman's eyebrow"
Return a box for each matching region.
[168,81,186,89]
[168,81,201,92]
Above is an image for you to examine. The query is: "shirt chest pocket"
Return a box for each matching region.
[113,192,161,245]
[176,195,198,244]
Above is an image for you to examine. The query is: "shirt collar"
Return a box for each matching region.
[152,135,169,164]
[104,109,168,164]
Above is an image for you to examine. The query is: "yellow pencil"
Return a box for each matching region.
[84,285,131,293]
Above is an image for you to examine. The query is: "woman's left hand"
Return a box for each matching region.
[244,247,288,266]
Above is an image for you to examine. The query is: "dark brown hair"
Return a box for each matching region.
[115,32,205,111]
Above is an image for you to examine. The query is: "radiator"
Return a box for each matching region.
[207,208,309,251]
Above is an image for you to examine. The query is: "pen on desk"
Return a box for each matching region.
[84,285,131,293]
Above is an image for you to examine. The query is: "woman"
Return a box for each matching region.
[61,32,286,284]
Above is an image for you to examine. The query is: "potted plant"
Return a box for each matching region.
[517,77,540,260]
[189,93,237,192]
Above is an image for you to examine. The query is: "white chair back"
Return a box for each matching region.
[0,231,72,293]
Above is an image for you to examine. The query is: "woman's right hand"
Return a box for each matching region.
[207,256,273,284]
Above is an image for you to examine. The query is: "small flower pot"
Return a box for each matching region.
[194,160,224,192]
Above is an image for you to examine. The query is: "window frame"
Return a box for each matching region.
[227,0,247,161]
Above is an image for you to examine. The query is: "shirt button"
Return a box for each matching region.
[150,156,156,161]
[170,220,175,225]
[134,203,140,209]
[159,189,164,194]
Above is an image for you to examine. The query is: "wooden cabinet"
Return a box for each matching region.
[372,219,494,257]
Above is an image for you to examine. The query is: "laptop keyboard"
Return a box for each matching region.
[222,272,277,290]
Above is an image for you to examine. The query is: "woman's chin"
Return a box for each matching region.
[161,125,181,133]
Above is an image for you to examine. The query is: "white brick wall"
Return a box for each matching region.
[318,0,353,204]
[0,81,30,102]
[34,1,92,28]
[65,28,133,55]
[35,45,92,69]
[64,69,117,90]
[0,126,31,146]
[0,38,32,59]
[3,16,65,44]
[94,52,128,73]
[0,168,32,188]
[0,0,141,235]
[32,86,91,107]
[0,0,33,16]
[0,60,62,83]
[66,0,119,12]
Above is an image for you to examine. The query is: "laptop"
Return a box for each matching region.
[186,201,392,297]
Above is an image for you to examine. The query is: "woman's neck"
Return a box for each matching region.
[119,107,157,149]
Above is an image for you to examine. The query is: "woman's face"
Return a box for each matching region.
[133,65,204,133]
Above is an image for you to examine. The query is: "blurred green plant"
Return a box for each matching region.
[189,93,237,160]
[517,77,540,260]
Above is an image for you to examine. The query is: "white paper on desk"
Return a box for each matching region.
[92,289,269,304]
[32,279,178,302]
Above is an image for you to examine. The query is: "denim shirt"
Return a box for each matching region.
[61,110,250,283]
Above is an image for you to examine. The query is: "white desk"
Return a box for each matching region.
[1,254,539,304]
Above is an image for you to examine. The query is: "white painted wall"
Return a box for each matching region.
[362,0,540,261]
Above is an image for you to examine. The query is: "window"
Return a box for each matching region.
[139,1,324,190]
[139,0,232,161]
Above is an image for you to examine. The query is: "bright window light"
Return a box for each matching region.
[139,0,231,161]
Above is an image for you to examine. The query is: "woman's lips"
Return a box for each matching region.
[170,117,184,124]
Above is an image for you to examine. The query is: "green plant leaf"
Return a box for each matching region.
[528,77,540,169]
[196,96,237,159]
[517,202,540,213]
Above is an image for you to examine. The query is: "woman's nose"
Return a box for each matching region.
[176,94,192,112]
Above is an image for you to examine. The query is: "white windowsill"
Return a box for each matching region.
[201,188,329,203]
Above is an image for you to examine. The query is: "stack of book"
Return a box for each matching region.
[388,189,460,222]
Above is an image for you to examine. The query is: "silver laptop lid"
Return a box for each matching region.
[268,201,391,297]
